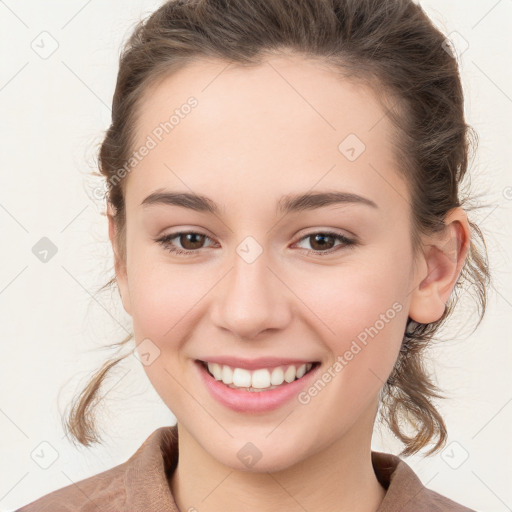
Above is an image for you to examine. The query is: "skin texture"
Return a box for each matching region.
[108,54,470,512]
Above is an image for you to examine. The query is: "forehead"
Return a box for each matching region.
[126,53,406,212]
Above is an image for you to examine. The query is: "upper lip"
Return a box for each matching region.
[197,357,319,370]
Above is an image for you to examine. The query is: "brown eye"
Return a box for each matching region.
[156,230,356,257]
[294,231,356,255]
[308,233,336,251]
[177,232,207,250]
[156,231,215,255]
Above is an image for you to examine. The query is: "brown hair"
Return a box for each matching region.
[65,0,490,457]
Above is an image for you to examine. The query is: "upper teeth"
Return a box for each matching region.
[206,362,314,389]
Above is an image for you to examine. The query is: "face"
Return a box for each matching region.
[112,53,423,472]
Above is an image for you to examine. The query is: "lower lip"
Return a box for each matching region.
[195,360,321,413]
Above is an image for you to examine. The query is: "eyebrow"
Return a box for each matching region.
[140,189,378,215]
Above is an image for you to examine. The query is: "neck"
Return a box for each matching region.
[169,406,387,512]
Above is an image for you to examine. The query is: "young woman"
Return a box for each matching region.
[17,0,490,510]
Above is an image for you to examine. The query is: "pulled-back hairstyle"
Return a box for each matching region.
[65,0,490,457]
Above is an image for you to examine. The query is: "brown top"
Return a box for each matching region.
[16,425,476,512]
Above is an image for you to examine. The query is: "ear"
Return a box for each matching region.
[408,207,470,324]
[107,202,132,316]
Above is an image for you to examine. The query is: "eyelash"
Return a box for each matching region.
[156,230,356,257]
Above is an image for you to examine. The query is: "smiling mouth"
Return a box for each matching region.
[198,360,321,392]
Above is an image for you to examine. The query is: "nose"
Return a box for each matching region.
[209,248,292,340]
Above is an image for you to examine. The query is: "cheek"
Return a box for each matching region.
[298,250,409,331]
[125,242,205,342]
[294,249,411,385]
[125,256,208,407]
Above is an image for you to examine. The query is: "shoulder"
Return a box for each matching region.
[372,450,476,512]
[15,461,129,512]
[413,486,477,512]
[15,426,179,512]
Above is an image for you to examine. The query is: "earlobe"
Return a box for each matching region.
[408,208,470,325]
[107,203,132,316]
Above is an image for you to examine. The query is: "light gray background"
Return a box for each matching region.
[1,1,511,511]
